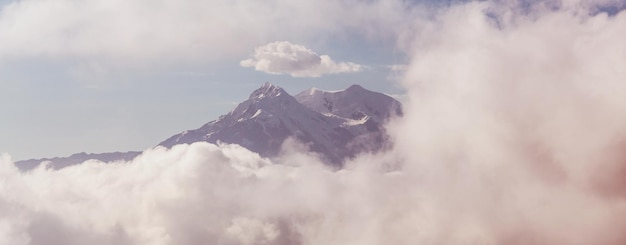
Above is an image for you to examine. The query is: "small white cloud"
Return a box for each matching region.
[240,41,362,77]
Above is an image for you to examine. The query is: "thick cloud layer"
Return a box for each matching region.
[390,1,626,243]
[240,41,362,77]
[3,0,626,244]
[0,143,413,245]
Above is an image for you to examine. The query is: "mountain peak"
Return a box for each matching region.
[249,82,286,99]
[260,81,276,89]
[295,83,403,123]
[346,84,365,92]
[298,84,364,98]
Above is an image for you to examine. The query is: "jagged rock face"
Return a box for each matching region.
[160,82,403,166]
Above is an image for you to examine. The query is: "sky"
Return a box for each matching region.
[3,0,626,244]
[0,0,421,160]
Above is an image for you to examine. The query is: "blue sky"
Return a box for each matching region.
[0,0,423,160]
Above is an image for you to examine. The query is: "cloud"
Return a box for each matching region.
[0,0,419,65]
[387,64,407,71]
[0,143,405,245]
[3,1,626,245]
[240,41,363,77]
[390,0,626,243]
[225,217,280,245]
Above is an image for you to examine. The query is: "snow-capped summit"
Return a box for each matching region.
[228,82,299,121]
[249,82,285,99]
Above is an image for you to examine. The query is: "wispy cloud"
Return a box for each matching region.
[387,64,408,72]
[0,0,417,65]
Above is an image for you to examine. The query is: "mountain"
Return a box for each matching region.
[15,83,402,170]
[159,82,402,166]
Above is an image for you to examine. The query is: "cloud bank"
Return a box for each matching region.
[3,0,626,244]
[240,41,362,77]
